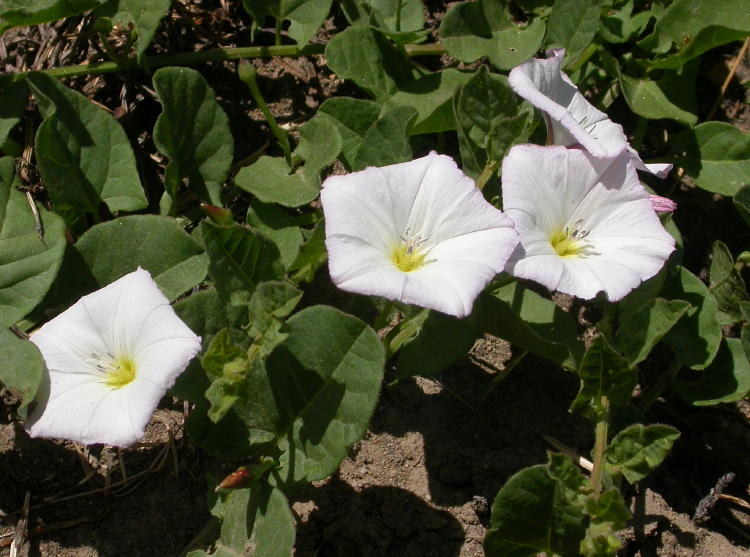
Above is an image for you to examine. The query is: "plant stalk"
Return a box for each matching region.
[238,61,292,165]
[589,395,610,494]
[0,43,446,85]
[475,160,499,191]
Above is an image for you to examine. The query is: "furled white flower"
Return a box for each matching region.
[25,268,201,447]
[321,153,518,318]
[508,48,672,178]
[502,145,675,301]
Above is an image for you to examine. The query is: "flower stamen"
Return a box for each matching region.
[96,355,137,389]
[551,220,594,258]
[392,230,430,272]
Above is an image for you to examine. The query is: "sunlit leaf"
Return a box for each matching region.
[246,201,304,269]
[286,0,333,46]
[545,0,601,65]
[0,157,66,327]
[662,266,722,370]
[605,424,680,484]
[619,65,697,126]
[671,122,750,196]
[570,336,634,420]
[234,156,318,207]
[270,305,385,486]
[325,26,419,102]
[27,72,147,228]
[440,0,546,71]
[485,454,587,557]
[153,67,233,206]
[613,298,690,367]
[0,327,44,417]
[75,215,208,301]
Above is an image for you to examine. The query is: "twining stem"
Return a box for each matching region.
[274,17,282,46]
[589,395,610,494]
[0,43,446,85]
[395,0,404,32]
[238,61,292,165]
[565,44,598,74]
[475,160,499,191]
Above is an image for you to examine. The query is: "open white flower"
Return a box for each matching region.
[321,153,518,318]
[25,268,201,447]
[508,48,672,178]
[502,145,675,301]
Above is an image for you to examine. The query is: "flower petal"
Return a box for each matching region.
[25,268,201,447]
[502,145,674,301]
[322,153,517,316]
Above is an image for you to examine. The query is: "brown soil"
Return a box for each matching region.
[2,2,750,556]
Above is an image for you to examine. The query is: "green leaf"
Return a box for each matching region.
[269,305,385,486]
[647,26,750,70]
[598,1,652,44]
[235,156,318,207]
[662,267,722,370]
[545,0,601,65]
[733,185,750,226]
[353,105,416,170]
[174,288,227,341]
[201,220,284,308]
[440,0,546,71]
[27,72,147,227]
[287,219,326,283]
[203,483,295,557]
[671,122,750,196]
[477,279,583,370]
[384,69,474,135]
[340,0,425,34]
[246,201,304,269]
[638,0,750,55]
[453,67,530,178]
[0,327,44,416]
[709,240,748,325]
[203,328,249,422]
[286,0,333,46]
[317,97,380,168]
[581,489,630,557]
[325,26,419,102]
[75,215,208,301]
[153,67,233,206]
[0,0,104,29]
[395,310,477,377]
[570,336,634,420]
[675,337,750,406]
[605,424,680,484]
[0,157,66,326]
[95,0,171,60]
[247,281,302,355]
[613,298,690,366]
[295,116,342,178]
[484,454,588,557]
[619,65,697,126]
[0,82,27,146]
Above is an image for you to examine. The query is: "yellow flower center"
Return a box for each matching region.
[550,220,591,258]
[392,242,427,272]
[102,356,137,389]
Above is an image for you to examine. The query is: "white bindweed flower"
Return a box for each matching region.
[321,153,518,318]
[508,48,672,178]
[25,268,201,447]
[502,145,675,301]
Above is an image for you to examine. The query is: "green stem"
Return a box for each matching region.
[274,17,282,46]
[589,395,610,494]
[238,61,292,166]
[565,43,597,74]
[475,160,499,191]
[395,0,403,32]
[0,43,446,85]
